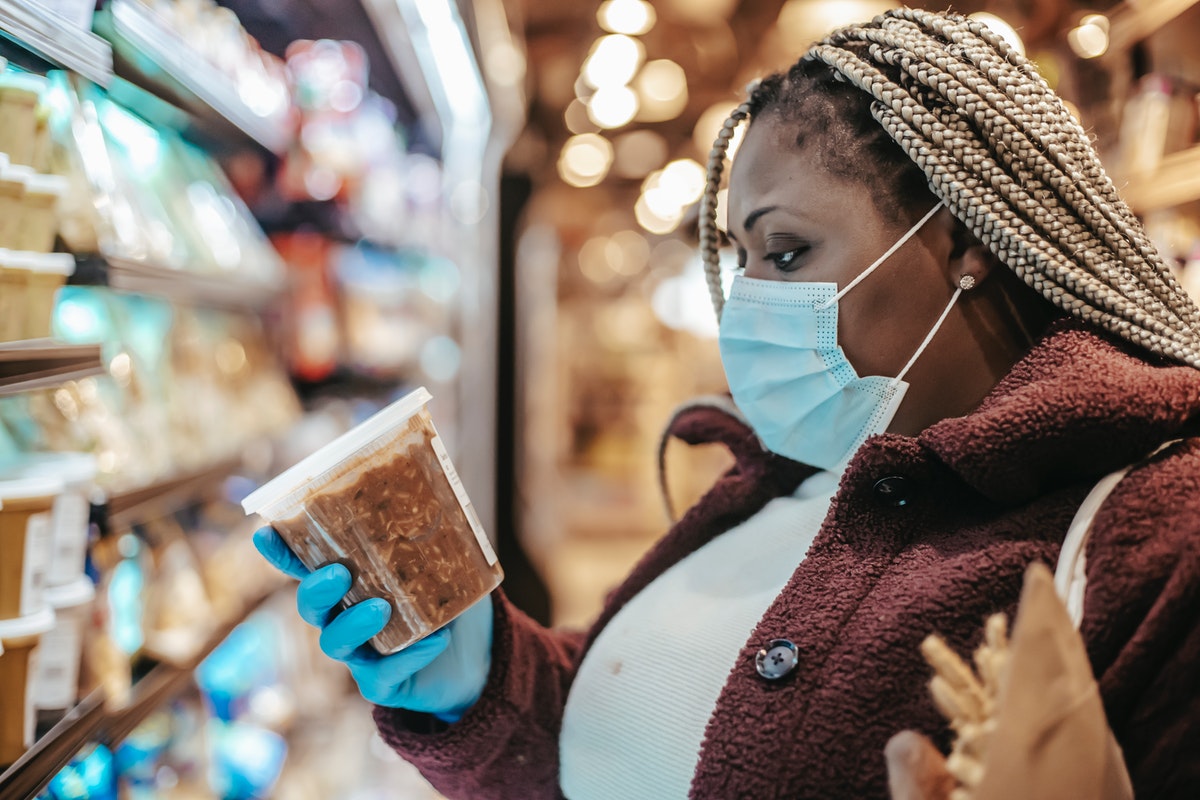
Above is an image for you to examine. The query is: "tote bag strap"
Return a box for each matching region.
[1054,440,1183,630]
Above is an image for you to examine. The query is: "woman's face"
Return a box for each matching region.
[724,114,956,380]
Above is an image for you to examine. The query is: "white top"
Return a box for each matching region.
[559,470,841,800]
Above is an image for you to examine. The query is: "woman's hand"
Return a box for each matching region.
[253,526,493,722]
[885,731,955,800]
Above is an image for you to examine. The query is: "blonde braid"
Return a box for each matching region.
[700,101,751,320]
[701,7,1200,369]
[857,13,1200,332]
[846,45,1199,348]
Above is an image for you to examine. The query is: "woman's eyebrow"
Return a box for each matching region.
[743,206,779,232]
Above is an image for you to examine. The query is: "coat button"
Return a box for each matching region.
[755,639,799,681]
[872,475,911,507]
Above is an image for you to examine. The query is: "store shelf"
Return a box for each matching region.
[100,455,243,532]
[1120,144,1200,212]
[0,0,112,85]
[102,587,280,746]
[72,253,285,310]
[0,339,105,396]
[96,0,291,154]
[0,690,106,800]
[0,587,282,798]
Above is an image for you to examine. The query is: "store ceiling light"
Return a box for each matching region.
[1068,14,1110,59]
[565,98,600,134]
[598,0,656,35]
[968,12,1025,57]
[776,0,897,45]
[583,35,645,89]
[610,229,651,275]
[635,191,684,235]
[634,59,688,122]
[588,85,640,129]
[613,130,668,179]
[579,235,620,284]
[559,133,614,186]
[659,158,706,205]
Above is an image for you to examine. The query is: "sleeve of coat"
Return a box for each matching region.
[372,589,587,800]
[1082,442,1200,800]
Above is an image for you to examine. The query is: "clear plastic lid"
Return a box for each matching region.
[44,576,95,609]
[0,474,62,501]
[0,164,32,184]
[23,173,68,198]
[0,607,55,640]
[242,386,433,517]
[0,72,47,97]
[25,253,76,277]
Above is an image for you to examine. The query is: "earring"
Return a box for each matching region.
[958,275,977,291]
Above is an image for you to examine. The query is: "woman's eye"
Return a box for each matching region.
[766,247,807,272]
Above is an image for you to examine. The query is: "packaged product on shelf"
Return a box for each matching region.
[0,474,62,620]
[24,252,77,339]
[85,532,147,708]
[0,249,31,342]
[17,172,68,253]
[0,417,21,459]
[243,386,503,653]
[0,71,47,168]
[0,452,98,587]
[273,231,340,382]
[33,576,96,722]
[334,245,456,378]
[0,606,55,766]
[0,160,29,249]
[139,516,216,665]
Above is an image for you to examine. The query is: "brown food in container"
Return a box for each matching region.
[243,387,502,653]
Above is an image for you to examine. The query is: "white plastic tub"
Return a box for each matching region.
[242,387,502,653]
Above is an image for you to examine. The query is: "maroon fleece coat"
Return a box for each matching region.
[375,320,1200,799]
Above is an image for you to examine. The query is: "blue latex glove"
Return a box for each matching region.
[253,526,493,722]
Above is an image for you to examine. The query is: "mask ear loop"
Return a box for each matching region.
[890,283,963,387]
[815,202,944,311]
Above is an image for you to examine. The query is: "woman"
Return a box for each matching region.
[255,8,1200,798]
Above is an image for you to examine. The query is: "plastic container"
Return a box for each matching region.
[0,162,29,250]
[16,172,68,253]
[242,386,502,653]
[0,606,55,766]
[0,248,29,343]
[0,73,45,168]
[33,576,94,714]
[23,252,75,339]
[0,475,61,620]
[0,453,97,587]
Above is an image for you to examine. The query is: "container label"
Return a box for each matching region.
[430,435,498,566]
[49,493,90,585]
[33,618,79,710]
[25,645,39,748]
[21,512,52,615]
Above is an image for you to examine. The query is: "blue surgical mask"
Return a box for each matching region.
[718,203,957,471]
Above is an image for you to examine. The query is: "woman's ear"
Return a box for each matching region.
[944,213,999,289]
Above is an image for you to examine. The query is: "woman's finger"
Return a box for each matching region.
[320,598,391,660]
[296,564,353,627]
[885,730,955,800]
[252,527,310,580]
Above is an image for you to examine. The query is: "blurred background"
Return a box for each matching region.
[0,0,1198,796]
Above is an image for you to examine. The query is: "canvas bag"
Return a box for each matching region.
[968,444,1184,800]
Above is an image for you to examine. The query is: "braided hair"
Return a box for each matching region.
[700,7,1200,369]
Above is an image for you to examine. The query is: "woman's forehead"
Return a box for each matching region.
[727,120,864,225]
